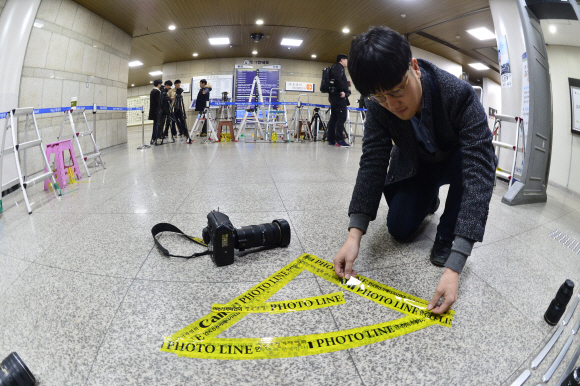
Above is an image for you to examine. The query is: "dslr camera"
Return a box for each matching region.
[202,211,291,266]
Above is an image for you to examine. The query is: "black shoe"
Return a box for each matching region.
[430,234,453,267]
[150,140,154,145]
[429,197,440,215]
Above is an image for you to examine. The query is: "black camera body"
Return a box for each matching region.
[202,211,291,267]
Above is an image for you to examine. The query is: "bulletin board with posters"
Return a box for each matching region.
[127,96,152,127]
[570,78,580,135]
[190,75,234,109]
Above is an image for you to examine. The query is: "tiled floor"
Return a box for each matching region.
[2,131,580,385]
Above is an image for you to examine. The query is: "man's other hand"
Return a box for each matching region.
[340,92,346,98]
[427,268,459,314]
[333,228,363,279]
[202,89,206,94]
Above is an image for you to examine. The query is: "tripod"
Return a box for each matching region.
[309,107,327,142]
[156,90,176,145]
[173,93,189,142]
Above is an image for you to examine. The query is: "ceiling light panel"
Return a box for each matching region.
[468,63,490,70]
[281,38,303,46]
[466,27,496,40]
[128,61,143,67]
[149,71,163,76]
[209,37,230,45]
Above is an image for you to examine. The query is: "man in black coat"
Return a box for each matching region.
[195,79,212,136]
[327,54,351,147]
[148,79,162,144]
[333,26,497,315]
[159,80,175,142]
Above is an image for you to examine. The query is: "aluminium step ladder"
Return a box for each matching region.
[58,108,105,177]
[491,113,525,188]
[0,108,61,214]
[189,105,218,143]
[236,75,267,142]
[289,94,312,142]
[265,88,290,142]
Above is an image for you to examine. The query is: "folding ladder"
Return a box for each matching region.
[491,113,525,187]
[236,75,267,142]
[265,88,290,142]
[289,94,312,142]
[58,108,105,177]
[349,107,366,145]
[0,108,61,214]
[190,106,218,143]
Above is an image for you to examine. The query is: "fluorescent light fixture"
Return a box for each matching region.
[466,27,496,40]
[168,25,176,30]
[131,84,135,86]
[256,19,264,25]
[252,50,258,54]
[33,19,44,28]
[128,61,143,67]
[342,28,350,33]
[311,54,317,58]
[150,81,153,83]
[549,25,557,33]
[281,38,303,46]
[193,53,198,57]
[149,71,163,76]
[209,37,230,45]
[468,63,490,70]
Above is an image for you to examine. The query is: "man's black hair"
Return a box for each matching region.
[175,79,181,84]
[200,79,207,85]
[336,54,348,63]
[347,26,412,96]
[164,80,173,86]
[154,79,162,87]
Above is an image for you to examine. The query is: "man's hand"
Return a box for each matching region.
[427,268,459,314]
[340,92,346,98]
[202,89,206,94]
[333,228,363,279]
[347,81,352,87]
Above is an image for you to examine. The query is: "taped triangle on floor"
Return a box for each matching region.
[161,253,455,360]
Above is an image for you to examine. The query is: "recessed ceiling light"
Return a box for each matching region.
[131,84,135,86]
[150,81,153,84]
[252,50,258,54]
[466,27,496,40]
[342,28,350,33]
[311,54,317,58]
[193,53,198,57]
[128,61,143,67]
[288,47,291,50]
[401,14,406,18]
[549,25,557,33]
[149,71,163,76]
[209,37,230,45]
[168,25,176,30]
[468,63,490,70]
[281,38,303,46]
[256,19,264,25]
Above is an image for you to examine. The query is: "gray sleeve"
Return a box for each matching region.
[348,213,371,234]
[444,236,475,274]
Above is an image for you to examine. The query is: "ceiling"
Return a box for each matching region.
[540,19,580,47]
[73,0,501,87]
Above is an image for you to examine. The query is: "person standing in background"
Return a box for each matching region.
[327,54,351,148]
[149,79,162,145]
[195,79,212,137]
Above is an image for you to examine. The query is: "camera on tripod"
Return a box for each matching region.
[202,211,291,267]
[221,91,229,102]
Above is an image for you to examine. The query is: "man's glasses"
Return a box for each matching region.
[370,66,412,103]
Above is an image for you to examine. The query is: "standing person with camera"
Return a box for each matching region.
[158,80,176,142]
[195,79,212,137]
[327,54,351,148]
[149,79,162,145]
[173,83,190,143]
[333,26,497,315]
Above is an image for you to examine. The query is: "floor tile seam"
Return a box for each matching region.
[0,254,36,298]
[82,276,137,386]
[131,275,316,285]
[313,275,367,386]
[465,266,551,334]
[265,152,291,214]
[27,258,138,281]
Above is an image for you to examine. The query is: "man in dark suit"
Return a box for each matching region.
[333,26,497,314]
[327,54,351,147]
[149,79,162,144]
[195,79,212,137]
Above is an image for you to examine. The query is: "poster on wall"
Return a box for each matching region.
[571,85,580,134]
[516,52,530,176]
[497,35,512,88]
[190,75,234,109]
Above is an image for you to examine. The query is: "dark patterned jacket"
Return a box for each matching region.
[348,59,497,242]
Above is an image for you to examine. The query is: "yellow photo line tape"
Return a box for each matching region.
[161,315,433,360]
[212,291,345,314]
[163,253,455,359]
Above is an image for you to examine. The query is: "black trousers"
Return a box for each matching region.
[196,110,208,133]
[384,148,464,242]
[174,109,188,137]
[150,117,159,142]
[160,112,176,137]
[327,100,347,143]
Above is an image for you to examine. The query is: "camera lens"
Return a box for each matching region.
[0,352,36,386]
[545,279,575,325]
[563,367,580,385]
[234,219,291,251]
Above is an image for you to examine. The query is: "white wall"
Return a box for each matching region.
[482,77,502,129]
[411,46,463,78]
[546,45,580,195]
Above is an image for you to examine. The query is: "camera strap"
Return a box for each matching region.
[151,223,211,259]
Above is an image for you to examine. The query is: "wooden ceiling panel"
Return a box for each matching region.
[73,0,499,87]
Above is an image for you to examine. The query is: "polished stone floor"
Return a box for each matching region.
[2,131,580,386]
